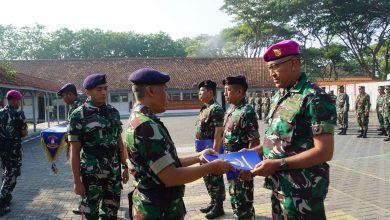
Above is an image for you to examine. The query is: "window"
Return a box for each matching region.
[111,94,128,103]
[111,94,119,103]
[120,95,128,102]
[183,92,198,100]
[182,93,191,100]
[169,93,180,101]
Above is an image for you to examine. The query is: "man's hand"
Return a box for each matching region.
[122,167,129,184]
[251,159,279,177]
[238,170,252,180]
[210,159,235,175]
[74,181,86,196]
[198,148,216,163]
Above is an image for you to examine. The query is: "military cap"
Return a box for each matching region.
[128,68,170,85]
[358,86,365,89]
[83,74,107,90]
[57,83,77,96]
[338,85,344,89]
[378,86,385,89]
[6,90,23,100]
[263,39,300,62]
[222,75,248,92]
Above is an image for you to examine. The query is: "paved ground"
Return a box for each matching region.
[0,113,389,219]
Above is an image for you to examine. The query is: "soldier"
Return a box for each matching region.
[57,83,83,120]
[355,86,371,138]
[336,85,349,135]
[376,86,387,136]
[126,68,233,220]
[68,74,129,219]
[0,90,28,216]
[383,86,390,141]
[255,91,263,120]
[223,75,260,219]
[251,40,336,219]
[263,92,271,124]
[57,83,84,215]
[248,92,256,109]
[328,90,337,102]
[195,80,226,219]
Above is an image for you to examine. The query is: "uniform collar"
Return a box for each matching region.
[234,97,247,109]
[287,72,307,93]
[204,99,215,107]
[133,103,158,120]
[85,99,107,109]
[5,105,16,111]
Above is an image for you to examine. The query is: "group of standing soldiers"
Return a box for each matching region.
[247,91,274,123]
[335,84,390,140]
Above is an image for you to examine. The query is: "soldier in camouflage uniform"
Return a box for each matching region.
[248,92,256,109]
[252,40,336,219]
[376,86,387,136]
[126,68,233,220]
[195,80,226,219]
[336,85,349,135]
[223,75,260,219]
[263,93,271,124]
[68,74,129,220]
[382,86,390,141]
[0,90,28,216]
[57,83,85,215]
[255,91,263,120]
[355,86,371,138]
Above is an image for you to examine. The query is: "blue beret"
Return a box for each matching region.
[222,75,248,91]
[83,74,107,90]
[198,80,217,90]
[128,68,170,85]
[57,83,77,96]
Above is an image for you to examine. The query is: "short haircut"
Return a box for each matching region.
[132,84,146,100]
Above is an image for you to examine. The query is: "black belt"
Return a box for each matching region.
[137,185,185,201]
[224,143,249,152]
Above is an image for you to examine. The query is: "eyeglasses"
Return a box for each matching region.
[267,58,293,70]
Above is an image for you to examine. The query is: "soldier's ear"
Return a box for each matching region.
[145,85,153,97]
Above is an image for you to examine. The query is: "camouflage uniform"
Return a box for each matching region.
[0,105,26,203]
[355,93,370,133]
[255,96,263,120]
[68,99,123,219]
[376,93,386,130]
[224,98,259,219]
[336,92,349,129]
[195,100,226,203]
[263,96,271,123]
[383,93,390,138]
[68,98,83,120]
[263,73,336,219]
[126,104,186,220]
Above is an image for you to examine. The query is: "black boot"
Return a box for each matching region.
[341,128,347,135]
[205,200,225,219]
[337,128,344,135]
[0,197,10,217]
[72,207,82,215]
[384,135,390,141]
[200,200,215,213]
[363,129,368,138]
[377,128,382,131]
[378,128,386,136]
[357,130,363,138]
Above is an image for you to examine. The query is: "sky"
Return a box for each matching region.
[0,0,234,39]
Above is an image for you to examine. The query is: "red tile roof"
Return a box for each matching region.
[11,58,273,91]
[0,69,60,92]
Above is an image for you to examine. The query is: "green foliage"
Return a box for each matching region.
[0,61,17,76]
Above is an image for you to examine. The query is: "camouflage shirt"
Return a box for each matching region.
[383,94,390,116]
[263,97,270,108]
[336,92,349,113]
[376,93,386,112]
[68,98,83,120]
[125,104,183,190]
[195,100,224,139]
[0,105,26,144]
[355,93,371,114]
[68,99,122,176]
[223,98,260,152]
[263,73,337,199]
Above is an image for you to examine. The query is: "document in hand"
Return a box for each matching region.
[202,151,262,170]
[195,139,224,154]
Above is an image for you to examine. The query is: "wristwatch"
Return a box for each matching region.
[280,158,288,170]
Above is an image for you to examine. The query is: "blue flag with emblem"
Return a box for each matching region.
[203,151,262,180]
[40,125,69,173]
[195,139,224,154]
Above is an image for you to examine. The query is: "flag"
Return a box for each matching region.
[40,125,68,173]
[195,139,224,154]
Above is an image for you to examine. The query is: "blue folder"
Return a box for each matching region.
[195,139,224,154]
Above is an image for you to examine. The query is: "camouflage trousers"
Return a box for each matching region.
[132,189,186,220]
[384,114,390,132]
[203,173,226,201]
[81,174,121,220]
[256,108,262,120]
[377,111,385,129]
[228,178,255,219]
[336,112,348,128]
[357,113,369,130]
[0,146,22,199]
[263,107,270,121]
[271,191,326,220]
